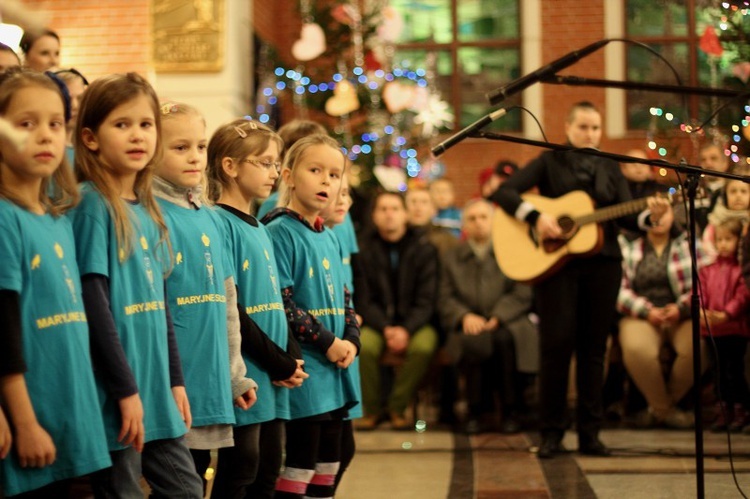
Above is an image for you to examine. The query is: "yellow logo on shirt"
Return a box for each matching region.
[176,252,183,265]
[243,259,250,271]
[309,266,314,278]
[119,248,126,261]
[201,233,210,247]
[140,236,148,251]
[54,243,63,259]
[322,258,330,270]
[31,254,41,269]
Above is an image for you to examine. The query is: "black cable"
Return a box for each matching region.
[511,105,549,143]
[693,91,750,133]
[607,38,689,123]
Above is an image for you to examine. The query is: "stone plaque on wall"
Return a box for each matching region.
[152,0,224,72]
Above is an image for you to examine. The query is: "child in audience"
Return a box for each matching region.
[702,170,750,256]
[700,219,750,432]
[429,177,462,237]
[153,102,258,493]
[263,134,359,499]
[208,118,308,498]
[70,72,203,498]
[0,68,110,498]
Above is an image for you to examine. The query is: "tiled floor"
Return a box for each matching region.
[336,427,750,498]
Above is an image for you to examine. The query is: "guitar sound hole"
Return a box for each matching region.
[558,216,576,236]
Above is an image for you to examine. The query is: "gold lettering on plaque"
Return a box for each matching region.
[152,0,224,72]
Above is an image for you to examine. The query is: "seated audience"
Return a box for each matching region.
[617,204,709,428]
[701,166,750,256]
[354,192,439,430]
[439,199,538,434]
[479,160,518,199]
[429,178,462,238]
[700,218,750,432]
[406,185,459,255]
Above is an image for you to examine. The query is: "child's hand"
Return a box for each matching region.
[335,340,357,369]
[273,359,309,388]
[234,387,257,411]
[172,386,192,430]
[326,337,350,365]
[0,407,11,459]
[14,422,55,468]
[118,393,145,452]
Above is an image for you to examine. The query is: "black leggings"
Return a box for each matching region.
[276,418,344,499]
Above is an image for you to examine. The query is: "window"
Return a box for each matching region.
[390,0,521,131]
[624,0,750,130]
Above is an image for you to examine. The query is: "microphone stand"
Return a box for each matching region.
[474,131,750,499]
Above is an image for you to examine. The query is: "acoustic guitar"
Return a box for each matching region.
[492,190,680,284]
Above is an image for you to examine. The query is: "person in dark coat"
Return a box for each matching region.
[439,199,538,434]
[353,191,439,430]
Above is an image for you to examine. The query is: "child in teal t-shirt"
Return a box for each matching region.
[263,134,360,499]
[0,68,110,497]
[153,103,258,492]
[322,171,362,494]
[69,73,203,498]
[207,118,307,498]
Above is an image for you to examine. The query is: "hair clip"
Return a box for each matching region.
[160,103,178,116]
[234,126,247,138]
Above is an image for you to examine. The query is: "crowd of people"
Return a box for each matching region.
[2,26,750,499]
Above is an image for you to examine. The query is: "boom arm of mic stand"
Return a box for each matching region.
[540,74,748,98]
[472,130,750,184]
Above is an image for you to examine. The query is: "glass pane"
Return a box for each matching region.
[390,0,452,44]
[457,0,518,41]
[626,43,690,129]
[458,47,520,130]
[626,0,688,37]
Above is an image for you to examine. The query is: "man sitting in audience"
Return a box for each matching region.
[354,191,440,430]
[439,199,538,434]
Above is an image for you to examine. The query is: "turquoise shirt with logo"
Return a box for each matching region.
[330,223,362,418]
[217,206,290,424]
[158,200,235,428]
[68,183,186,449]
[0,200,111,496]
[265,213,358,419]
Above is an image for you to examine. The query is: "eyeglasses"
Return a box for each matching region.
[243,159,281,173]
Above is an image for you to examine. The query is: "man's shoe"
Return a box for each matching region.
[578,437,611,457]
[463,418,484,435]
[500,415,522,434]
[537,436,564,459]
[353,415,379,431]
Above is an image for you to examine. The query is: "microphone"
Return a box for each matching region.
[485,39,610,106]
[431,107,508,157]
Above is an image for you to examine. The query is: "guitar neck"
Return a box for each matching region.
[574,197,649,226]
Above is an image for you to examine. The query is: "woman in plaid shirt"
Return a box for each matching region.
[617,204,711,429]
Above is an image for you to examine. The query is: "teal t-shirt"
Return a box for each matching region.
[217,206,290,424]
[265,213,358,419]
[158,200,235,428]
[0,200,111,496]
[256,192,279,220]
[68,183,186,449]
[330,221,362,418]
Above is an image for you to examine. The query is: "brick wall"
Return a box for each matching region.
[20,0,150,80]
